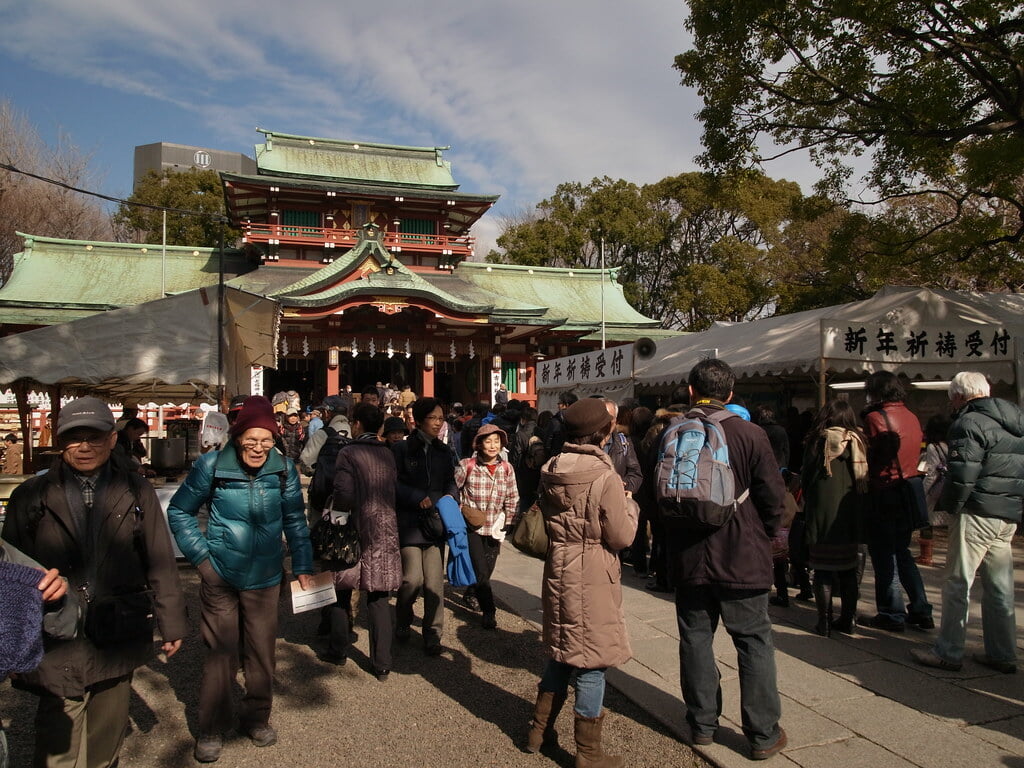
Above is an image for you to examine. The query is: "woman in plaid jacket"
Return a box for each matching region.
[454,423,519,629]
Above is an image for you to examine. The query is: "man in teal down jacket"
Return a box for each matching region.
[168,395,314,763]
[911,371,1024,675]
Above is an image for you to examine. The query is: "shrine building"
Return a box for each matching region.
[0,129,671,406]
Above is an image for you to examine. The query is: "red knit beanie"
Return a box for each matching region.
[228,396,280,437]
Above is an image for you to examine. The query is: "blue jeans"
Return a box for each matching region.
[867,525,932,622]
[675,585,782,750]
[540,660,607,718]
[934,513,1018,664]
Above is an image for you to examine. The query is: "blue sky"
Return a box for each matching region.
[0,0,822,254]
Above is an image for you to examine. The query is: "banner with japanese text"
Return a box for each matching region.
[822,320,1016,364]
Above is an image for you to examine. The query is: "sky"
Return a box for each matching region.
[0,0,822,256]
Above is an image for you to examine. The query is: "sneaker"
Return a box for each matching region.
[246,725,278,747]
[751,727,787,760]
[972,653,1017,674]
[907,613,935,630]
[194,736,223,763]
[910,647,962,671]
[867,614,906,633]
[463,593,480,611]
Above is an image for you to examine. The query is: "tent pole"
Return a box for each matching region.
[13,381,32,471]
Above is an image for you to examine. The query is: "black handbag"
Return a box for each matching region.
[418,505,446,542]
[83,589,155,647]
[310,512,361,570]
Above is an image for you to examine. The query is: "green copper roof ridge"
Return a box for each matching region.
[281,283,492,314]
[460,261,621,280]
[256,128,451,154]
[15,232,234,254]
[220,172,497,200]
[272,239,376,297]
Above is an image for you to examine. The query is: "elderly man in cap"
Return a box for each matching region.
[299,394,352,475]
[1,396,187,768]
[168,395,313,763]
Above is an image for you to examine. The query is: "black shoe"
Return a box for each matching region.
[833,617,857,635]
[907,613,935,630]
[245,725,278,748]
[395,624,411,642]
[319,649,347,666]
[374,668,391,682]
[634,568,649,578]
[481,613,497,630]
[646,579,673,593]
[768,595,790,607]
[795,591,814,603]
[867,614,906,633]
[194,736,223,763]
[424,637,443,656]
[463,594,480,611]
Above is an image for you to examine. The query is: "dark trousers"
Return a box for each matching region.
[330,589,393,671]
[867,525,931,622]
[198,571,280,735]
[466,531,501,616]
[33,674,132,768]
[675,585,782,750]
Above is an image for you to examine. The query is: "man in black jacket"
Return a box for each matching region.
[911,371,1024,674]
[666,359,787,760]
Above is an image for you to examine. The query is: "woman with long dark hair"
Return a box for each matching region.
[800,400,869,636]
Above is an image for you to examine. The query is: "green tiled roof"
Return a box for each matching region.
[0,234,254,327]
[451,262,664,329]
[254,129,459,189]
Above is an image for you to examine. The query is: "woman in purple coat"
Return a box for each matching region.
[327,403,402,680]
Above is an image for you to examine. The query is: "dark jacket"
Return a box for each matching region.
[392,431,459,546]
[2,460,187,697]
[665,404,786,590]
[942,397,1024,523]
[168,443,313,590]
[862,401,923,490]
[605,430,643,495]
[801,433,866,569]
[332,435,402,592]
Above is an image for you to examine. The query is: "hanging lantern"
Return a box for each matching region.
[491,352,502,371]
[424,350,435,370]
[327,346,340,368]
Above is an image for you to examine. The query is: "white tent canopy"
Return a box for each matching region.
[0,286,280,402]
[634,286,1024,399]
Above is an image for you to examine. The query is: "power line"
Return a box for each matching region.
[0,161,230,223]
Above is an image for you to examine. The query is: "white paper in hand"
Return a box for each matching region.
[290,572,337,614]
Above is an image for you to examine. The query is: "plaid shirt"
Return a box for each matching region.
[455,456,519,537]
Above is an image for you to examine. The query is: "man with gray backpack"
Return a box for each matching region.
[656,358,788,760]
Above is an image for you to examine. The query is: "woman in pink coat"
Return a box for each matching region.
[526,398,639,768]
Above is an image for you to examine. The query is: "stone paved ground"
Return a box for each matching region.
[1,561,707,768]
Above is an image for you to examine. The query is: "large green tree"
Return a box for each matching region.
[489,172,817,330]
[113,168,238,247]
[675,0,1024,267]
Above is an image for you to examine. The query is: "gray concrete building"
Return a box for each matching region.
[133,142,256,188]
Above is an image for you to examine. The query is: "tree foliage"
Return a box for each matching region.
[113,168,238,247]
[0,101,112,279]
[675,0,1024,266]
[488,172,825,330]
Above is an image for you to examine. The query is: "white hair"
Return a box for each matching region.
[949,371,990,400]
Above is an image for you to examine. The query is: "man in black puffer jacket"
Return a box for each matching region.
[911,371,1024,675]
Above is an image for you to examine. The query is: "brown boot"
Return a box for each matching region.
[574,710,623,768]
[526,686,567,753]
[916,539,934,566]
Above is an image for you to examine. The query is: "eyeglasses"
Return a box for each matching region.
[61,434,111,449]
[240,439,276,449]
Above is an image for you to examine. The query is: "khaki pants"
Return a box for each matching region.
[396,544,444,643]
[198,569,280,736]
[33,674,132,768]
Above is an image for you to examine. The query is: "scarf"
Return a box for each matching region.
[822,427,869,493]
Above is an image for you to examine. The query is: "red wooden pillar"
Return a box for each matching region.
[326,363,340,396]
[422,364,435,398]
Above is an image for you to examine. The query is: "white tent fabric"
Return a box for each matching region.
[0,287,280,402]
[634,286,1024,390]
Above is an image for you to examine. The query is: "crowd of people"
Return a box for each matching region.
[1,362,1021,767]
